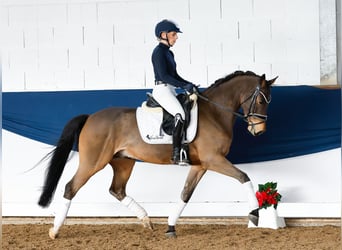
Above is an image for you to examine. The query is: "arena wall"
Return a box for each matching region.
[2,130,340,218]
[2,0,325,91]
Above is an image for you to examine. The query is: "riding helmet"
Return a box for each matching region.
[155,19,182,38]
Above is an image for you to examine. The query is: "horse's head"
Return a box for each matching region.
[241,74,277,136]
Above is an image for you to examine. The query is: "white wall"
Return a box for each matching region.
[1,0,323,92]
[319,0,337,84]
[2,130,341,218]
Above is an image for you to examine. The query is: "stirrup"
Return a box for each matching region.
[178,148,190,166]
[171,148,189,166]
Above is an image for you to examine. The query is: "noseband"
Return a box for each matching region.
[197,85,271,124]
[241,86,271,124]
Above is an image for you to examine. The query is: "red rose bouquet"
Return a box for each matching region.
[256,182,282,209]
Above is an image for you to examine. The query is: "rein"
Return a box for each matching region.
[196,86,270,123]
[197,93,246,119]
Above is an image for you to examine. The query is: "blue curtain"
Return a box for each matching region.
[228,86,341,163]
[3,86,341,163]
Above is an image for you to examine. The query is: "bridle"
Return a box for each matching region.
[196,85,271,124]
[240,85,271,124]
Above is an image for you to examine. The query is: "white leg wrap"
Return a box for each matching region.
[168,200,187,226]
[121,196,147,220]
[53,198,71,233]
[243,181,259,210]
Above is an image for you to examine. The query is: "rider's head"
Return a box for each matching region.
[155,19,182,47]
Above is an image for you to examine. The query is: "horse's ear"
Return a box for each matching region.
[267,76,278,86]
[260,74,266,87]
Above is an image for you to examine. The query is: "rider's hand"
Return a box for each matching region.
[185,83,199,101]
[184,83,196,94]
[189,93,198,102]
[192,85,200,95]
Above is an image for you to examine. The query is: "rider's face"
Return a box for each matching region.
[166,31,178,46]
[161,31,178,46]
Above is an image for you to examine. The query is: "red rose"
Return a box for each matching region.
[256,182,282,209]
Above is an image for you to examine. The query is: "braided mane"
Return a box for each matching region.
[209,70,259,89]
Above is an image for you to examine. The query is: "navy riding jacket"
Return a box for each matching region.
[152,43,192,89]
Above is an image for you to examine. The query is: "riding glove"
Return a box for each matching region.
[184,83,196,94]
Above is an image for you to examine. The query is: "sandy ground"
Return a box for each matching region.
[2,219,341,250]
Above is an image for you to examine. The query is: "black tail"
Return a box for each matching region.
[38,114,89,207]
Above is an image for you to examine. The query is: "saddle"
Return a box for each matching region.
[136,93,198,144]
[145,93,193,136]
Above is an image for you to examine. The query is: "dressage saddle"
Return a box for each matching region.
[145,93,193,137]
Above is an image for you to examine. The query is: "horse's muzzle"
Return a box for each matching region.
[247,118,266,136]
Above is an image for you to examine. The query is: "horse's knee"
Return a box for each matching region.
[235,170,250,183]
[240,173,250,183]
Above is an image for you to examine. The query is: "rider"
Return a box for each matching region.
[152,19,197,165]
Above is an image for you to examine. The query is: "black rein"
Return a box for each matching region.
[195,86,270,123]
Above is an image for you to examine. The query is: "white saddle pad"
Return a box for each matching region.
[136,101,198,144]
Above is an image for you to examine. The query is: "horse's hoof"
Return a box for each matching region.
[49,227,58,239]
[141,216,154,230]
[248,208,259,226]
[165,231,177,238]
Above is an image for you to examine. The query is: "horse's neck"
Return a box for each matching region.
[201,83,242,133]
[204,82,242,111]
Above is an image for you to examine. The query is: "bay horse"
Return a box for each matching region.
[38,71,277,239]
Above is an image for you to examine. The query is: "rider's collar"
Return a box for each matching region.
[159,40,171,48]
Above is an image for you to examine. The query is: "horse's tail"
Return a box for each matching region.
[38,114,89,208]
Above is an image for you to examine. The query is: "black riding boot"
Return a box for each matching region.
[171,114,189,165]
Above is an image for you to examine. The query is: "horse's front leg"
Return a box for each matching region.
[166,165,206,238]
[206,156,259,226]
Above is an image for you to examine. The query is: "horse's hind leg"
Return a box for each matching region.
[48,164,101,239]
[109,158,153,230]
[49,143,113,239]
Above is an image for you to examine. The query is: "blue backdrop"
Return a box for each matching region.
[3,86,341,163]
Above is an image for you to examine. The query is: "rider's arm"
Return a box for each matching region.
[152,46,193,89]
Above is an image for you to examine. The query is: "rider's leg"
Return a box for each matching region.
[152,84,189,164]
[172,113,188,164]
[152,84,185,119]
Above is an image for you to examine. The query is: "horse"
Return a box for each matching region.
[38,70,277,239]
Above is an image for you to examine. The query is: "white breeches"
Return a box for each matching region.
[152,84,185,120]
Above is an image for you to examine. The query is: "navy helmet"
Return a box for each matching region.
[155,19,182,38]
